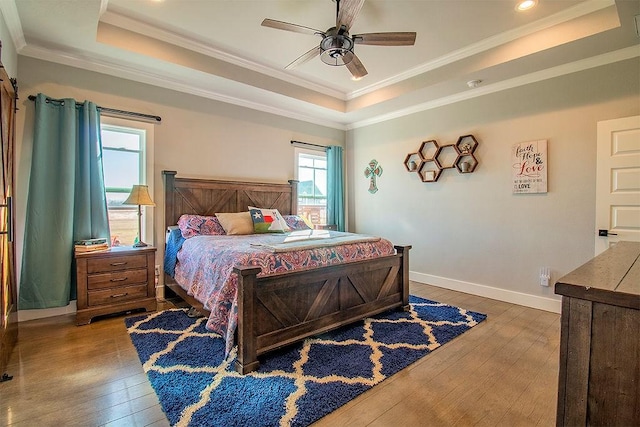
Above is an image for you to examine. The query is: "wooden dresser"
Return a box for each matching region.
[554,241,640,426]
[75,246,157,325]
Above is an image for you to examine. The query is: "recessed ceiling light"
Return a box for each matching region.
[516,0,537,11]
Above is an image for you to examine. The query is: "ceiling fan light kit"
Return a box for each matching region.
[320,29,355,66]
[261,0,416,80]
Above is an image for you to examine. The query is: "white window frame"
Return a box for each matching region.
[100,117,155,246]
[294,147,327,226]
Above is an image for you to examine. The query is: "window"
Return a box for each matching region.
[296,150,327,226]
[101,119,154,246]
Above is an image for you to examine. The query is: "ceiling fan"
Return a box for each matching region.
[261,0,416,80]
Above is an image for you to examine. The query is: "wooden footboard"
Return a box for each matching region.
[234,245,410,374]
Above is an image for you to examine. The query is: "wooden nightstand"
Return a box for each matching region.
[75,246,157,325]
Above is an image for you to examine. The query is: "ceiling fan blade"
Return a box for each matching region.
[353,32,417,46]
[261,19,324,37]
[336,0,365,32]
[346,53,368,79]
[285,46,321,69]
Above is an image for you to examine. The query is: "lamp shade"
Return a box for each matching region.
[123,185,155,206]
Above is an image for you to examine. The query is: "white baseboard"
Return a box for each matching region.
[15,274,560,322]
[18,300,77,322]
[410,271,562,314]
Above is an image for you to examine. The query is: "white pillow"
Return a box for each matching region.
[215,212,254,235]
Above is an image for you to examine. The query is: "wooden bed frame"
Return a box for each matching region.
[163,170,410,374]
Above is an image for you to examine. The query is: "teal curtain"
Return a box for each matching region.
[19,94,110,309]
[326,145,345,231]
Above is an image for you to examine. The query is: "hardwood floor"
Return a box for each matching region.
[0,282,560,426]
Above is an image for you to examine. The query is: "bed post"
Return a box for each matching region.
[234,265,262,374]
[288,179,298,215]
[395,245,411,310]
[162,170,177,225]
[162,171,178,298]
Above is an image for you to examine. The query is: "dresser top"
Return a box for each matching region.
[555,241,640,309]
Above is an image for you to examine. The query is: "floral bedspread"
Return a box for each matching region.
[173,232,395,355]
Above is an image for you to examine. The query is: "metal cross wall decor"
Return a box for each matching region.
[364,159,383,194]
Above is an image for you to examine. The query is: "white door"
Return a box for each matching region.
[595,116,640,255]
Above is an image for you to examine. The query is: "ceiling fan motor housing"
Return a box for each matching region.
[320,27,355,66]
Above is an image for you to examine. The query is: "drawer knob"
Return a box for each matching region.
[111,292,128,298]
[110,261,127,266]
[110,277,127,282]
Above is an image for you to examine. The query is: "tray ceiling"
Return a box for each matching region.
[6,0,639,129]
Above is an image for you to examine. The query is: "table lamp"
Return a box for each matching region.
[123,185,155,247]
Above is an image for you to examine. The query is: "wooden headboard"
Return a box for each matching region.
[162,171,298,227]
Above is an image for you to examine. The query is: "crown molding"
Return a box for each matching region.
[347,0,617,100]
[19,41,636,133]
[0,0,26,51]
[19,44,348,131]
[100,9,347,101]
[346,45,639,130]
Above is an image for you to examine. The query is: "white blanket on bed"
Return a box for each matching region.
[251,230,380,252]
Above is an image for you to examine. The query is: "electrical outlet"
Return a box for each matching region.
[155,265,160,276]
[540,267,550,287]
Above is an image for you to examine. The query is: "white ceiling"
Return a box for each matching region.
[4,0,639,129]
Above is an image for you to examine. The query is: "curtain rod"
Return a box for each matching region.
[290,140,327,151]
[28,95,162,123]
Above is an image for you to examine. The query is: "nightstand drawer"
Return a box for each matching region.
[87,268,148,290]
[87,254,147,273]
[87,284,148,306]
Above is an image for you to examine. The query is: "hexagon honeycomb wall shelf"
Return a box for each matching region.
[404,135,479,182]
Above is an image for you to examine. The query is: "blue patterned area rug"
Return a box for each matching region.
[125,296,486,426]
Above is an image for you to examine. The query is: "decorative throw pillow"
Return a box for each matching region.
[215,211,254,235]
[178,214,226,238]
[249,207,291,233]
[283,215,312,231]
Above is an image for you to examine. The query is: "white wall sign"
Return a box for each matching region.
[512,140,548,194]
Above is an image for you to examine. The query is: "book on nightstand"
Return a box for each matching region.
[74,238,108,246]
[74,243,109,253]
[74,238,109,253]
